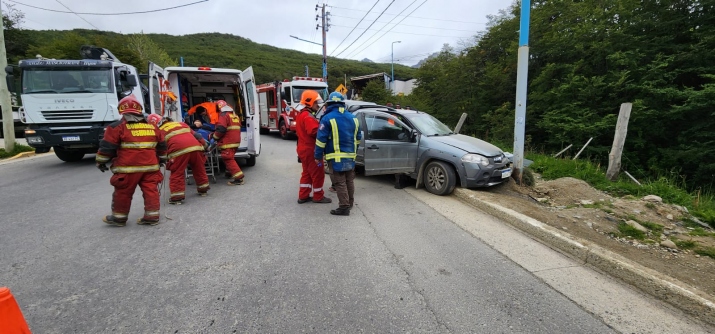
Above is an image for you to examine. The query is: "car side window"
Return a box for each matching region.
[367,114,410,141]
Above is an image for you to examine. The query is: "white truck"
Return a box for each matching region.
[16,46,144,162]
[16,46,261,165]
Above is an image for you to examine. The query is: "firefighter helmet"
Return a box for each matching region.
[117,95,143,115]
[216,100,233,112]
[300,90,323,108]
[326,92,345,104]
[146,113,163,126]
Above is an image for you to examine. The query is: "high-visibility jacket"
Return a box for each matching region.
[158,121,207,159]
[96,116,167,173]
[314,103,362,171]
[295,109,319,153]
[212,111,242,149]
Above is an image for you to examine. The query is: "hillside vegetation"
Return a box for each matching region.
[16,29,417,89]
[408,0,715,192]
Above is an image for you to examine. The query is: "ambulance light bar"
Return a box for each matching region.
[198,67,212,71]
[292,76,324,82]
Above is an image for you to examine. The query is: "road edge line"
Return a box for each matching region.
[453,187,715,327]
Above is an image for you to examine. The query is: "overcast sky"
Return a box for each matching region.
[15,0,514,66]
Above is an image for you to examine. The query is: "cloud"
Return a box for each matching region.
[19,0,512,66]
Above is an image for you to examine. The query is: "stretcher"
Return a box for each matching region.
[185,145,220,185]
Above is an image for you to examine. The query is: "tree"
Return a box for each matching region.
[3,3,30,61]
[360,80,391,104]
[128,32,178,68]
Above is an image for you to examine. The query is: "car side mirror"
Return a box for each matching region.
[410,129,419,141]
[125,74,138,87]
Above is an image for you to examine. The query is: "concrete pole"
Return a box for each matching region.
[512,0,531,184]
[0,4,15,151]
[321,4,327,82]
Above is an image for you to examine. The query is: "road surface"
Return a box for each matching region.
[0,134,710,333]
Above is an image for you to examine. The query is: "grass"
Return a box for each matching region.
[0,143,34,159]
[528,153,715,229]
[689,227,715,237]
[617,223,647,240]
[694,247,715,260]
[639,221,664,234]
[673,239,698,250]
[645,202,656,209]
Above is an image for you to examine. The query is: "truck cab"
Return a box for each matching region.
[147,63,261,166]
[18,48,142,162]
[257,76,328,139]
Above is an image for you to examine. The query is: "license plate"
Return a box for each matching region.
[501,168,512,179]
[62,136,80,142]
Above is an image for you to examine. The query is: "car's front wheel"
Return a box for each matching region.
[423,161,456,195]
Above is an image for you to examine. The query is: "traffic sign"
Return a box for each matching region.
[335,84,348,95]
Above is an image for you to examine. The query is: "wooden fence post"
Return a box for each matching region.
[454,113,468,134]
[606,103,633,181]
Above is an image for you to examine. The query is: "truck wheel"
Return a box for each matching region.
[259,127,270,135]
[245,155,256,167]
[423,161,456,196]
[279,120,290,140]
[54,147,85,162]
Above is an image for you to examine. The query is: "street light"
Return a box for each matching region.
[391,41,401,92]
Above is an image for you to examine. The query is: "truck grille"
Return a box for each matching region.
[41,110,94,121]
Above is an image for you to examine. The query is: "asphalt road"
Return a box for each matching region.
[0,134,619,333]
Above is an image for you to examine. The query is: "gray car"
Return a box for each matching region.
[346,103,512,195]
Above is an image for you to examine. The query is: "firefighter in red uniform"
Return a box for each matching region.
[96,95,167,226]
[147,114,210,204]
[295,90,331,204]
[212,100,245,185]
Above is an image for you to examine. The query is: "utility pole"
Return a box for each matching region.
[391,41,401,93]
[305,65,309,77]
[0,4,15,151]
[512,0,531,184]
[316,3,330,82]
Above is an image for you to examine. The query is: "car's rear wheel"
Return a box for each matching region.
[423,161,456,195]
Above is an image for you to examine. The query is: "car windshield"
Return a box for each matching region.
[402,112,453,136]
[22,68,113,94]
[292,86,328,104]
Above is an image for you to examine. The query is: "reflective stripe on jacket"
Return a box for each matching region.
[96,117,166,173]
[314,104,362,162]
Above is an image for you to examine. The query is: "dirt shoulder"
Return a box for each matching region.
[468,176,715,298]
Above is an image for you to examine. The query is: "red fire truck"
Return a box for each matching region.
[257,76,329,139]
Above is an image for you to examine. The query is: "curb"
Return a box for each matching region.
[454,187,715,327]
[6,151,35,161]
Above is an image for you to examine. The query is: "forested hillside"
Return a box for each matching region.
[409,0,715,191]
[14,29,417,89]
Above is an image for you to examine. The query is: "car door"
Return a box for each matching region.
[240,66,261,156]
[147,62,164,115]
[361,111,418,176]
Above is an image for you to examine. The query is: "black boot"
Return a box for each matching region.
[330,207,350,216]
[103,215,127,227]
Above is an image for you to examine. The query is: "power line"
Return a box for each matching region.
[329,0,381,56]
[348,0,431,59]
[343,0,418,59]
[333,0,395,58]
[332,24,468,38]
[331,14,477,32]
[329,5,484,25]
[7,0,209,15]
[54,0,98,30]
